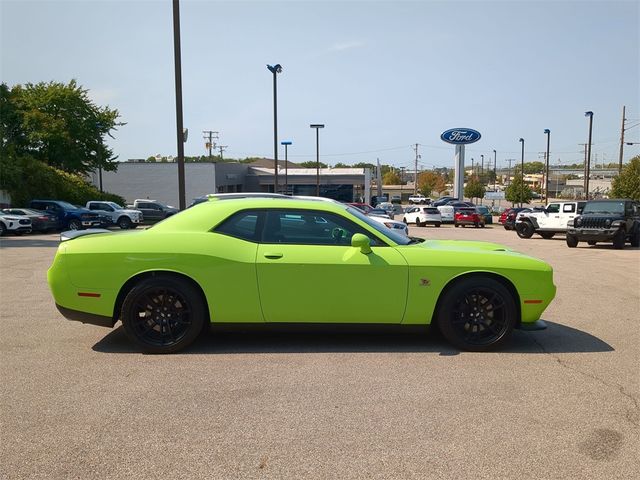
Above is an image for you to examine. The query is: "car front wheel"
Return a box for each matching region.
[566,234,579,248]
[68,219,82,230]
[437,277,516,351]
[612,229,625,249]
[117,216,132,229]
[121,275,206,354]
[516,222,534,238]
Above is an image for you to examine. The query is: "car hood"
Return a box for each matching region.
[417,239,510,253]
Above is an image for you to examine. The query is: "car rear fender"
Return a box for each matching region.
[113,270,210,324]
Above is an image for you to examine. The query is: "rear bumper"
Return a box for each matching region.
[56,304,115,328]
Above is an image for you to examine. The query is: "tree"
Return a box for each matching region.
[299,160,328,168]
[505,175,533,205]
[382,171,401,185]
[611,156,640,200]
[2,80,123,175]
[434,175,447,194]
[334,162,349,168]
[464,177,485,202]
[418,171,439,196]
[523,161,545,174]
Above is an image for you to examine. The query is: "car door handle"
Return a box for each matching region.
[263,252,283,259]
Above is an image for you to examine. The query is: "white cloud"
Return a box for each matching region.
[328,41,366,53]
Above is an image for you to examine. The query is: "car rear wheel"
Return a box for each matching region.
[566,234,579,248]
[403,217,408,224]
[117,216,132,229]
[435,223,441,228]
[121,275,206,354]
[612,229,625,250]
[0,223,5,236]
[631,229,640,248]
[437,277,516,351]
[540,232,555,239]
[67,219,82,230]
[516,222,534,239]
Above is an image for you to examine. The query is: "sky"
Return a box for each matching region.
[2,0,639,171]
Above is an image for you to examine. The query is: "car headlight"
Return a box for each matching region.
[575,217,582,227]
[605,219,611,228]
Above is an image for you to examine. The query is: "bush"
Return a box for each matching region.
[0,153,125,207]
[611,156,640,201]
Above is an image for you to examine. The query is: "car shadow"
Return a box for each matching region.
[0,237,60,248]
[92,321,614,355]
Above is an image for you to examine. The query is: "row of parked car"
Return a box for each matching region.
[0,198,178,236]
[499,199,640,249]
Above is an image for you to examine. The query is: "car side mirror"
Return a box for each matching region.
[351,233,372,254]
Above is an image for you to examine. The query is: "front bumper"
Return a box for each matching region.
[567,228,617,241]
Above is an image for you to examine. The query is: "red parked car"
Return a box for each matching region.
[454,208,485,228]
[499,208,511,225]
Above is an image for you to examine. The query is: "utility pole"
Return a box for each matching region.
[218,145,227,162]
[618,105,626,174]
[506,159,514,185]
[413,144,420,194]
[202,130,219,161]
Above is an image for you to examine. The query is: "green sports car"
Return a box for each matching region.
[48,196,556,353]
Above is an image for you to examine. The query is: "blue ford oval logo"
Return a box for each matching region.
[440,128,481,145]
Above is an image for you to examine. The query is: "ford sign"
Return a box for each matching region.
[440,128,481,145]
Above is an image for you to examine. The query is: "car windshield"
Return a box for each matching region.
[582,201,625,215]
[56,201,78,210]
[105,202,123,210]
[346,207,411,245]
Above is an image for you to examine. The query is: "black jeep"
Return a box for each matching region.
[566,199,640,249]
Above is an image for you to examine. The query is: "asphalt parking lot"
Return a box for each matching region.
[1,222,639,479]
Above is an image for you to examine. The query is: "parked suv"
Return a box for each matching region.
[566,199,640,249]
[408,193,431,205]
[86,201,143,229]
[403,206,442,227]
[127,199,179,223]
[29,200,101,230]
[515,201,586,239]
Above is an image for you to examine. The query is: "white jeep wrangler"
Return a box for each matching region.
[515,201,586,239]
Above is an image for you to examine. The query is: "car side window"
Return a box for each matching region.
[563,204,575,213]
[262,209,383,246]
[547,204,560,213]
[214,210,262,242]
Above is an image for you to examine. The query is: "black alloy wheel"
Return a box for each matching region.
[121,275,206,353]
[118,216,132,229]
[437,277,516,351]
[516,222,535,239]
[67,219,82,230]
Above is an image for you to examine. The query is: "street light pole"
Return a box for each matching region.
[281,140,292,194]
[585,111,594,200]
[544,129,550,202]
[519,138,525,207]
[172,0,186,210]
[480,154,484,179]
[493,149,497,191]
[267,64,282,193]
[310,124,324,196]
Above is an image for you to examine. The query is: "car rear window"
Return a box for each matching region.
[214,210,261,242]
[424,208,439,214]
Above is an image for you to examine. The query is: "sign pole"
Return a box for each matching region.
[454,144,465,200]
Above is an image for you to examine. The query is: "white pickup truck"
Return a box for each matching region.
[408,194,431,205]
[515,201,586,239]
[86,201,143,229]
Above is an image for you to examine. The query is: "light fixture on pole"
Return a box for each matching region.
[543,129,551,202]
[584,111,594,200]
[519,138,525,207]
[281,140,292,194]
[310,124,325,196]
[267,64,282,193]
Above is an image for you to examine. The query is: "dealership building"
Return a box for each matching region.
[89,159,371,207]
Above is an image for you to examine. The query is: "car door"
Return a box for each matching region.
[559,203,577,228]
[405,207,418,223]
[538,203,559,229]
[255,208,409,324]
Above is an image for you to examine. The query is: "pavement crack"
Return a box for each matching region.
[527,332,640,428]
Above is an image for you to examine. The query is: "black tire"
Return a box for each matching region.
[121,275,206,354]
[117,216,132,229]
[0,222,5,236]
[566,234,579,248]
[516,222,535,239]
[503,224,512,231]
[67,219,82,230]
[587,240,596,246]
[612,229,625,250]
[416,220,423,227]
[437,276,517,352]
[539,232,555,239]
[454,223,459,228]
[435,223,441,228]
[630,228,640,248]
[480,223,485,228]
[403,218,408,224]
